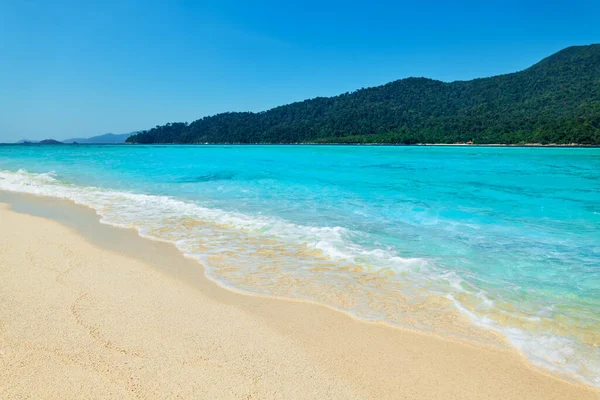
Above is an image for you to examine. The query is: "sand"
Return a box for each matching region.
[0,196,598,399]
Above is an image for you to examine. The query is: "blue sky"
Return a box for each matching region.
[1,0,599,142]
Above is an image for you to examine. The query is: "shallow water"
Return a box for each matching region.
[0,144,598,385]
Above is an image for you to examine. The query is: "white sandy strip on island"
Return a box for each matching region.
[0,203,598,399]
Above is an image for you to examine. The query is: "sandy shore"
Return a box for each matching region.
[0,195,598,399]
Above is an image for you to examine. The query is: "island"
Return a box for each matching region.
[127,44,600,146]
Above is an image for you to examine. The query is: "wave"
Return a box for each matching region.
[0,168,598,387]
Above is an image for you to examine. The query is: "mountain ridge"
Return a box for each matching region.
[127,44,600,145]
[63,132,135,144]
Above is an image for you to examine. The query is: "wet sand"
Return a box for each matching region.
[0,192,598,399]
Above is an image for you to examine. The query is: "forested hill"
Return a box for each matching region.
[127,44,600,145]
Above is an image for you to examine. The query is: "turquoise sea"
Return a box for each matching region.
[0,145,598,385]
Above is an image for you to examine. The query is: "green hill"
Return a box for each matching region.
[127,44,600,145]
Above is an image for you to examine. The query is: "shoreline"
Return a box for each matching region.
[0,191,509,350]
[2,142,600,148]
[1,191,599,399]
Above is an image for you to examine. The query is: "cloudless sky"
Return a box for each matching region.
[1,0,599,142]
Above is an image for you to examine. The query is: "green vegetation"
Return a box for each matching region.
[127,45,600,145]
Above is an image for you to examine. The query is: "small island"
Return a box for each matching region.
[37,139,65,145]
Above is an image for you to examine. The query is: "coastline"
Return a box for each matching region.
[1,191,598,399]
[2,142,600,147]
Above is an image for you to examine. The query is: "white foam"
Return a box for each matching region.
[448,294,600,387]
[0,169,423,272]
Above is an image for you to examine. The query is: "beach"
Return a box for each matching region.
[0,193,598,399]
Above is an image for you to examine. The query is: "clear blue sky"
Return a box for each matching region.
[1,0,598,142]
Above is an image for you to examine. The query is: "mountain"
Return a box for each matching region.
[128,44,600,145]
[63,132,135,144]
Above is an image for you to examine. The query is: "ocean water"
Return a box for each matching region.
[0,144,598,385]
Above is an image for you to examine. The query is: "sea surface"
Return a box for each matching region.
[0,144,598,385]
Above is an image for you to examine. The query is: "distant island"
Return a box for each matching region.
[62,132,135,144]
[127,44,600,145]
[38,139,65,145]
[15,132,136,145]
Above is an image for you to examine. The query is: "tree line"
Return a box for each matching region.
[127,45,600,145]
